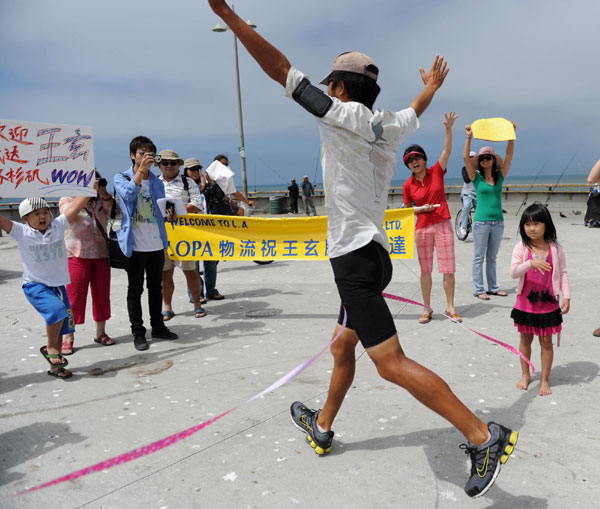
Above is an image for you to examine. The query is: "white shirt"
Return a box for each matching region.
[10,214,70,286]
[159,174,205,210]
[285,67,419,258]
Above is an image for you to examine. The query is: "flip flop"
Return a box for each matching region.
[444,310,463,323]
[474,293,490,301]
[209,293,225,301]
[47,366,73,379]
[40,346,68,367]
[488,290,508,296]
[61,339,74,356]
[162,310,176,321]
[419,309,433,324]
[94,333,116,346]
[194,307,207,318]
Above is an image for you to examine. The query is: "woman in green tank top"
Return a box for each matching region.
[463,124,515,300]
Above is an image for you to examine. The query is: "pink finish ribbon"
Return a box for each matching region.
[382,292,535,373]
[16,312,347,496]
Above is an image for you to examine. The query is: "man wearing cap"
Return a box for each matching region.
[114,136,178,352]
[301,175,316,216]
[157,149,206,320]
[287,178,299,214]
[208,0,519,498]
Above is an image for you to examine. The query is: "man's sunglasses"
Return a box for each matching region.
[479,154,494,161]
[160,160,179,167]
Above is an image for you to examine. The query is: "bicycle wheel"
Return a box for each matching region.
[455,209,468,241]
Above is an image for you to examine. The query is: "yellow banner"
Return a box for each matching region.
[166,208,414,261]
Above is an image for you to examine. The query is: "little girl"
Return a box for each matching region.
[510,203,570,396]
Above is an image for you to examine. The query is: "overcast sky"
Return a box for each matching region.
[1,0,598,188]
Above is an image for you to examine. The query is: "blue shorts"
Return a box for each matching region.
[23,283,75,335]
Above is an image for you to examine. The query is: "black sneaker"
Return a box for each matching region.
[461,422,519,498]
[289,401,334,455]
[151,327,178,340]
[134,336,149,351]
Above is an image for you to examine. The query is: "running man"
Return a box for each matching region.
[207,0,518,498]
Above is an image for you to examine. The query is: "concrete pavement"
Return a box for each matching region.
[1,208,600,508]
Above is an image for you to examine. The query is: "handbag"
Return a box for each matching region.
[92,203,130,270]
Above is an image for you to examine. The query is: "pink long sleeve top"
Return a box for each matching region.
[510,241,570,300]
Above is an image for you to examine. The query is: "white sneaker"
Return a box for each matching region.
[459,227,467,236]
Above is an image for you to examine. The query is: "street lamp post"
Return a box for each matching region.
[212,9,256,198]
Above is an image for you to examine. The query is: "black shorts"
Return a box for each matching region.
[330,240,396,348]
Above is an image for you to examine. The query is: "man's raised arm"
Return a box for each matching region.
[208,0,291,87]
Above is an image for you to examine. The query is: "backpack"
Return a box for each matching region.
[203,182,234,215]
[585,190,600,227]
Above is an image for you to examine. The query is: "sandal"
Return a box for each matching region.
[47,366,73,379]
[162,310,176,321]
[40,346,68,367]
[94,333,116,346]
[418,309,433,324]
[488,290,508,296]
[209,293,225,301]
[194,307,207,318]
[474,293,490,301]
[61,339,74,356]
[444,310,463,323]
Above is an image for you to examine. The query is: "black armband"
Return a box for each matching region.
[292,78,333,118]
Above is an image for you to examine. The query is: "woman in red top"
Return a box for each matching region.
[402,112,461,323]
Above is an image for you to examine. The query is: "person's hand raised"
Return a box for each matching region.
[420,55,449,90]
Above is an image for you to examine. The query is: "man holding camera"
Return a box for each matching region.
[157,149,206,320]
[114,136,178,351]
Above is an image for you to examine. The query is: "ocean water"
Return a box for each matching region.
[245,173,591,194]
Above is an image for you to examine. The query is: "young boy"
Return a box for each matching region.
[0,195,91,379]
[208,0,518,498]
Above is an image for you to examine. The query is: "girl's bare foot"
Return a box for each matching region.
[539,381,552,396]
[516,374,530,390]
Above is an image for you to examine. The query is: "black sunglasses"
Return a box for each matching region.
[406,156,424,165]
[187,166,201,171]
[479,154,494,161]
[161,160,179,167]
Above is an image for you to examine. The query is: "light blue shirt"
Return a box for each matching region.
[114,167,168,257]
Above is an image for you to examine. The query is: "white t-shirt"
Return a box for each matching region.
[10,214,70,286]
[285,67,419,258]
[132,180,164,252]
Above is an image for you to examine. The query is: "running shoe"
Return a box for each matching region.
[290,401,334,455]
[461,421,519,498]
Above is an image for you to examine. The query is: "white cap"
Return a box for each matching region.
[19,197,50,218]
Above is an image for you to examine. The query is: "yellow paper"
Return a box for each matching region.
[166,208,415,261]
[471,117,516,142]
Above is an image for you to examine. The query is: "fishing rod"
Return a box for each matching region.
[257,157,289,186]
[515,160,547,216]
[545,153,576,207]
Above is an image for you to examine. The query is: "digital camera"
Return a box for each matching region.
[139,150,162,164]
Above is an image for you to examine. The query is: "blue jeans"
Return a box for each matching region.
[472,221,504,295]
[188,260,220,300]
[460,193,476,229]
